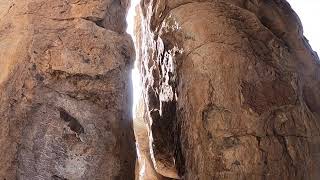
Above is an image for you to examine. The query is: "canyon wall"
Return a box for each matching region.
[0,0,136,179]
[1,0,320,179]
[137,0,320,179]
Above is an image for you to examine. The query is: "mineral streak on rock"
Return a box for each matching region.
[0,0,136,179]
[136,0,320,179]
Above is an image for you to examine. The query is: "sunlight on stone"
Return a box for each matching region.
[127,0,142,118]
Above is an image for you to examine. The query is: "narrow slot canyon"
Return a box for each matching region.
[0,0,320,180]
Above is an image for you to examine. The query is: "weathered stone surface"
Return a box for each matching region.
[134,98,173,180]
[134,7,173,180]
[137,0,320,179]
[0,0,136,179]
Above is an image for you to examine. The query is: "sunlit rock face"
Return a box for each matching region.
[0,0,136,179]
[136,0,320,179]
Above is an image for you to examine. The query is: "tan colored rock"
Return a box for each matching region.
[0,0,135,179]
[137,0,320,179]
[134,7,174,180]
[134,98,170,180]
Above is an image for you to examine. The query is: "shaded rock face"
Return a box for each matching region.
[0,0,136,179]
[134,8,172,180]
[137,0,320,179]
[134,99,171,180]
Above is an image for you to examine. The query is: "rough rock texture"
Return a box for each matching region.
[134,99,172,180]
[134,6,173,180]
[137,0,320,179]
[0,0,136,179]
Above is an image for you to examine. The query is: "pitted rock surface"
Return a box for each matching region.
[136,0,320,179]
[0,0,136,179]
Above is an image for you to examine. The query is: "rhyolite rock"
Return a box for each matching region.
[0,0,136,179]
[1,0,320,179]
[136,0,320,179]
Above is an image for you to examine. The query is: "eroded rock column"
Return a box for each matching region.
[0,0,135,179]
[137,0,320,179]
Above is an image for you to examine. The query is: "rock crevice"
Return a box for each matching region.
[1,0,320,179]
[135,0,320,179]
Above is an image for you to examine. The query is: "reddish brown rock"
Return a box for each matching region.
[136,0,320,179]
[0,0,135,179]
[1,0,320,179]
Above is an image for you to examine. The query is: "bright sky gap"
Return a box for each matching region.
[127,0,141,118]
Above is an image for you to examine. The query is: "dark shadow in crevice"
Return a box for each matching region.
[59,108,84,134]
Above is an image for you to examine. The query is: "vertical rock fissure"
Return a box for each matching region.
[136,0,320,179]
[132,0,187,178]
[0,0,320,179]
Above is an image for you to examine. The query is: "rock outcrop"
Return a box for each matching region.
[1,0,320,179]
[136,0,320,179]
[134,99,171,180]
[0,0,136,179]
